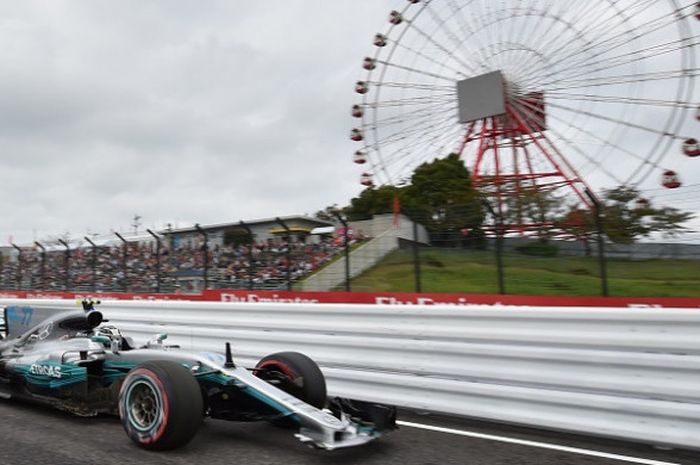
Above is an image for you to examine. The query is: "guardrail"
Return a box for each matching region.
[1,298,698,450]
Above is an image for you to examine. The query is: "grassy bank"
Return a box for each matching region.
[349,248,700,297]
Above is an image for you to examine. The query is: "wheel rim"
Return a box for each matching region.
[126,380,161,431]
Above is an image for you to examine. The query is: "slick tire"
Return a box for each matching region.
[119,360,203,450]
[256,351,327,427]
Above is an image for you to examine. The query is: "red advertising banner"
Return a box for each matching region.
[0,289,698,308]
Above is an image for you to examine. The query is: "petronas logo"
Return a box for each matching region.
[29,364,62,378]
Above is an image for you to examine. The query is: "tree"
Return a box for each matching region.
[601,186,693,243]
[558,186,694,244]
[401,153,484,235]
[223,228,252,247]
[339,153,485,246]
[344,185,402,220]
[314,204,341,222]
[501,185,567,239]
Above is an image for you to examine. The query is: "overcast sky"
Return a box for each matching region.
[1,1,698,245]
[0,1,392,244]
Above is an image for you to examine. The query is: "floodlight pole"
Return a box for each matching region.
[34,242,46,290]
[483,199,505,295]
[114,233,128,292]
[58,239,70,291]
[239,221,254,290]
[334,212,351,292]
[275,217,292,291]
[84,237,98,292]
[11,244,22,291]
[195,224,209,290]
[585,188,609,297]
[146,229,161,293]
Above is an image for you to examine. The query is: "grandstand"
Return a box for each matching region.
[0,214,394,293]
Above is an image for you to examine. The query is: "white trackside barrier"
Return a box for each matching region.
[1,298,699,450]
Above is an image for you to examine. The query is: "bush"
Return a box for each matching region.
[515,241,559,257]
[423,255,445,268]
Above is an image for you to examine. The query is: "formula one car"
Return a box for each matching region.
[0,301,395,450]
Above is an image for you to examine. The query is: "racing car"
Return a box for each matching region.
[0,300,396,450]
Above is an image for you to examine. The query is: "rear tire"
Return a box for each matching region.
[255,351,327,426]
[118,360,203,450]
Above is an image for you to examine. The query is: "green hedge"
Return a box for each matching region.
[515,241,559,257]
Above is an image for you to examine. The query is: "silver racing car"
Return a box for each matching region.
[0,300,396,450]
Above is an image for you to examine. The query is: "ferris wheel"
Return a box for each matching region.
[350,0,699,231]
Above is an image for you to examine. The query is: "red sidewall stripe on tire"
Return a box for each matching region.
[119,368,170,445]
[257,360,298,381]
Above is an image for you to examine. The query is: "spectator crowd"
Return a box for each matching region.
[0,235,363,293]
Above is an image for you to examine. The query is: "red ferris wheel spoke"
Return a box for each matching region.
[511,96,628,183]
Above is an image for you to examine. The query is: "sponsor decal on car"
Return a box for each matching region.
[29,363,62,378]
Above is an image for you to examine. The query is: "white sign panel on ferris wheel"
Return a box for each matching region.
[456,71,506,124]
[457,71,547,134]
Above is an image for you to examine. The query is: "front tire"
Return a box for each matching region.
[118,360,203,450]
[255,351,327,426]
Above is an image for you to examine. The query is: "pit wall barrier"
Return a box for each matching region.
[0,289,698,308]
[0,298,698,450]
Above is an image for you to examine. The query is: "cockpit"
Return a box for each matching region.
[14,310,104,348]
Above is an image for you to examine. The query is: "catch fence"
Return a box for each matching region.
[1,210,699,297]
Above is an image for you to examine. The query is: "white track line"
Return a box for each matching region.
[397,421,682,465]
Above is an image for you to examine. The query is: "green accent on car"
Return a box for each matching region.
[90,335,111,345]
[189,365,293,416]
[241,384,296,418]
[197,371,237,385]
[102,360,137,384]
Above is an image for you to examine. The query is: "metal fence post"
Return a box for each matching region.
[495,221,505,295]
[34,241,46,290]
[114,233,128,292]
[334,212,351,292]
[146,229,161,293]
[275,217,292,291]
[58,239,70,291]
[84,237,98,292]
[195,224,209,290]
[483,199,505,295]
[412,220,422,293]
[11,244,22,291]
[239,221,254,290]
[585,189,609,297]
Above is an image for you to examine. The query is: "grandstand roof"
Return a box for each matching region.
[160,215,333,235]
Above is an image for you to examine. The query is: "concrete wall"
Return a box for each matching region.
[301,214,428,291]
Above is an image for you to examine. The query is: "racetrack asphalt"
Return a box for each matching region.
[0,400,696,465]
